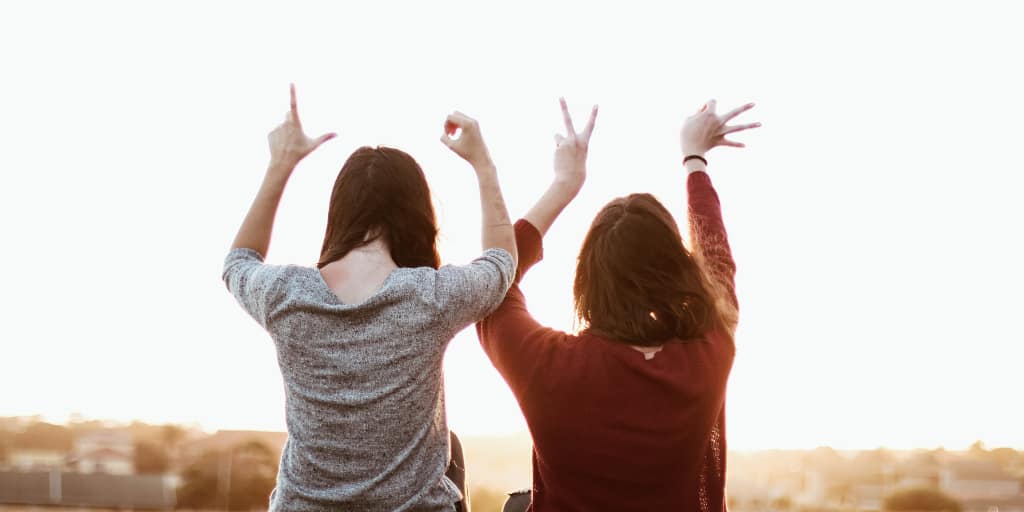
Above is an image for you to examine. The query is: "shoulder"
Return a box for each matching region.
[436,249,515,292]
[274,264,322,290]
[668,330,735,383]
[223,249,308,282]
[250,260,326,301]
[380,266,446,307]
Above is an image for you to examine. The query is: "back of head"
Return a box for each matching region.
[318,146,440,269]
[573,193,730,346]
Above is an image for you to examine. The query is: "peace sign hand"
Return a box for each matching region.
[267,84,337,169]
[553,97,598,188]
[680,99,761,157]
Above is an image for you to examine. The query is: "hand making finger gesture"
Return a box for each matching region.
[440,111,494,170]
[680,99,761,157]
[267,84,337,169]
[552,98,598,188]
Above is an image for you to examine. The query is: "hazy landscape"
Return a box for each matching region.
[3,416,1023,511]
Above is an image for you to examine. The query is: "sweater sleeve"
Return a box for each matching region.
[687,171,738,309]
[434,248,516,331]
[222,248,288,328]
[476,220,564,396]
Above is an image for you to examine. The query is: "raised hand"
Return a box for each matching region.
[439,111,517,266]
[440,112,493,170]
[553,97,598,188]
[520,98,598,237]
[680,99,760,157]
[267,84,337,169]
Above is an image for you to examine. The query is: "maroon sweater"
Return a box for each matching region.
[477,171,736,511]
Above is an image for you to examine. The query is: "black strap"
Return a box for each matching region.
[683,155,708,166]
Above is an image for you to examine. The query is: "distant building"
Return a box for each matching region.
[7,449,65,471]
[893,456,941,489]
[71,447,134,475]
[68,429,134,475]
[800,460,893,510]
[941,460,1022,501]
[182,430,287,460]
[0,470,174,509]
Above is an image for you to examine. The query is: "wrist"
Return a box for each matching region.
[680,147,706,158]
[266,161,296,180]
[683,155,707,175]
[472,160,498,177]
[551,175,584,196]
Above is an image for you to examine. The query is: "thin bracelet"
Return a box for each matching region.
[683,155,708,166]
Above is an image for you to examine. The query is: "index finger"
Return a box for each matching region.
[722,102,755,122]
[289,83,300,122]
[559,97,577,136]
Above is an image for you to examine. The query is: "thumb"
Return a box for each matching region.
[313,133,337,148]
[440,134,456,150]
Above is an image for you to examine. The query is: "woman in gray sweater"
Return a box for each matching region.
[223,84,517,511]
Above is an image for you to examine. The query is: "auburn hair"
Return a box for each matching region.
[317,146,440,269]
[573,193,736,346]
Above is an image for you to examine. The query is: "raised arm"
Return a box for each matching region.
[679,99,760,309]
[523,98,598,237]
[230,84,336,255]
[441,112,518,270]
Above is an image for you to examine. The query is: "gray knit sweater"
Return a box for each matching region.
[222,247,515,511]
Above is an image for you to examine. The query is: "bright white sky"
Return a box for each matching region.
[2,1,1021,450]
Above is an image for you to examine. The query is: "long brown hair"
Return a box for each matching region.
[317,146,440,269]
[573,193,736,346]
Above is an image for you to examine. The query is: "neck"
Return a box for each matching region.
[342,238,396,269]
[319,239,399,304]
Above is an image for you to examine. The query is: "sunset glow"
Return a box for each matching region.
[3,1,1022,452]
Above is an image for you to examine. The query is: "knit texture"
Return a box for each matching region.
[223,248,515,512]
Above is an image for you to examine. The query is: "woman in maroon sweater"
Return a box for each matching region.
[478,98,760,511]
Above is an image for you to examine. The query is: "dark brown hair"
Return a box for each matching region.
[317,146,440,269]
[573,193,735,346]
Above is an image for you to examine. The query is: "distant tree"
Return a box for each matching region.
[230,440,278,507]
[771,495,793,510]
[908,449,940,466]
[883,487,962,512]
[804,446,844,478]
[177,441,278,510]
[134,441,170,474]
[988,447,1018,467]
[177,450,219,509]
[855,447,894,468]
[0,427,12,451]
[129,420,167,445]
[806,445,841,460]
[826,481,853,505]
[968,440,987,456]
[68,419,106,432]
[15,422,72,451]
[161,424,187,449]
